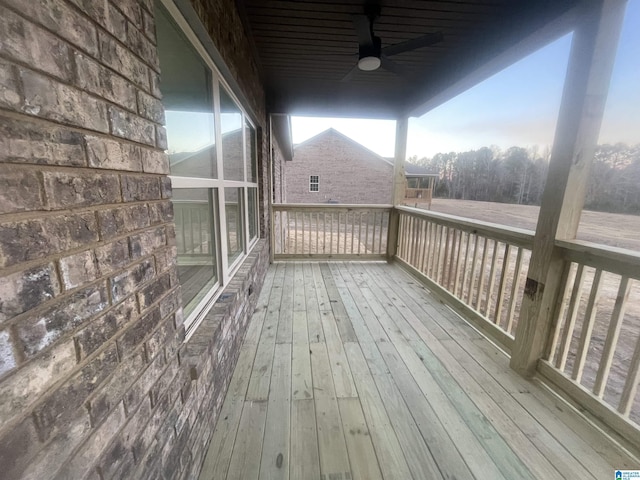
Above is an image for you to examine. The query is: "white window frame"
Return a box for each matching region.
[309,175,319,192]
[158,0,260,338]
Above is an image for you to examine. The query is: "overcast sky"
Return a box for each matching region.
[292,0,640,159]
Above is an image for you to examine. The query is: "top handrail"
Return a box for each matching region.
[396,205,535,249]
[273,203,393,210]
[556,239,640,280]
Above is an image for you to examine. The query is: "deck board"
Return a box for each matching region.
[199,261,632,480]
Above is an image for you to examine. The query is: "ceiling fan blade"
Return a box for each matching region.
[341,64,360,82]
[352,14,374,47]
[380,56,409,79]
[382,31,443,56]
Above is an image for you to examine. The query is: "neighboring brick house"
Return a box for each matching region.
[0,1,287,479]
[286,128,394,204]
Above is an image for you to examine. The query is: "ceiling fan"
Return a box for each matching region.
[342,4,443,81]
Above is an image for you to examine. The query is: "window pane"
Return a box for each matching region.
[245,120,257,183]
[172,189,217,316]
[248,187,258,240]
[221,88,244,181]
[156,4,217,179]
[225,187,244,263]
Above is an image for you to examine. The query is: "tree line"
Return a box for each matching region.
[408,143,640,214]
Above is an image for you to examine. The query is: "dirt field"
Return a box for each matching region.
[424,198,640,252]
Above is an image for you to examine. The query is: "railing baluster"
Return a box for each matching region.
[422,221,430,273]
[438,226,448,284]
[459,232,471,298]
[476,237,489,311]
[493,243,511,327]
[447,228,458,290]
[545,262,574,363]
[411,216,418,266]
[294,211,298,254]
[485,240,499,318]
[467,234,480,304]
[620,326,640,416]
[443,228,457,290]
[365,211,370,254]
[418,219,427,273]
[431,223,438,278]
[594,276,632,398]
[556,263,587,370]
[377,212,384,254]
[344,211,348,254]
[505,247,524,334]
[452,230,463,294]
[572,268,604,383]
[336,212,341,254]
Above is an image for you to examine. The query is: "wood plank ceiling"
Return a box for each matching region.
[238,0,580,118]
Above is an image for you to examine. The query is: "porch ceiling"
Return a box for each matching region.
[238,0,581,118]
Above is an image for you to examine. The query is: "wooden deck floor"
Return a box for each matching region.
[199,261,635,480]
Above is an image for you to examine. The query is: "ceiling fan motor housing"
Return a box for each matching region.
[358,36,382,70]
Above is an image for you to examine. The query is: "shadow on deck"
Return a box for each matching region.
[199,261,636,480]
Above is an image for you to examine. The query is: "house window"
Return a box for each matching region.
[309,175,319,192]
[156,0,260,335]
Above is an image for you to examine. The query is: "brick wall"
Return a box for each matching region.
[286,128,393,204]
[0,0,276,479]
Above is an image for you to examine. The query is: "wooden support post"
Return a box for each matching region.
[387,118,408,260]
[510,0,627,376]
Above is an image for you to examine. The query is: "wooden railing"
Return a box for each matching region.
[404,188,433,209]
[394,206,535,352]
[539,240,640,446]
[271,204,392,259]
[269,202,640,447]
[173,201,212,256]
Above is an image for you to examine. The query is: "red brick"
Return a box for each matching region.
[33,344,118,442]
[0,212,99,268]
[0,113,86,167]
[0,339,76,425]
[0,417,41,479]
[121,174,161,201]
[0,329,17,377]
[85,135,143,172]
[0,59,21,109]
[110,258,155,304]
[54,401,126,479]
[98,203,150,240]
[0,165,44,214]
[88,347,146,426]
[99,32,150,90]
[21,69,109,133]
[0,5,74,81]
[59,250,99,290]
[117,308,161,360]
[129,226,167,259]
[109,105,156,146]
[95,238,130,275]
[3,0,98,56]
[75,53,137,112]
[43,170,121,210]
[75,297,137,360]
[0,263,60,324]
[16,283,109,358]
[138,272,172,311]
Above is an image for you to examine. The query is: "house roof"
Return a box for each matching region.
[237,0,582,118]
[294,128,394,167]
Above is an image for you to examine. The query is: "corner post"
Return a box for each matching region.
[511,0,627,375]
[387,117,408,260]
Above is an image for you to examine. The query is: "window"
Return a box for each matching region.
[310,175,319,192]
[156,0,260,334]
